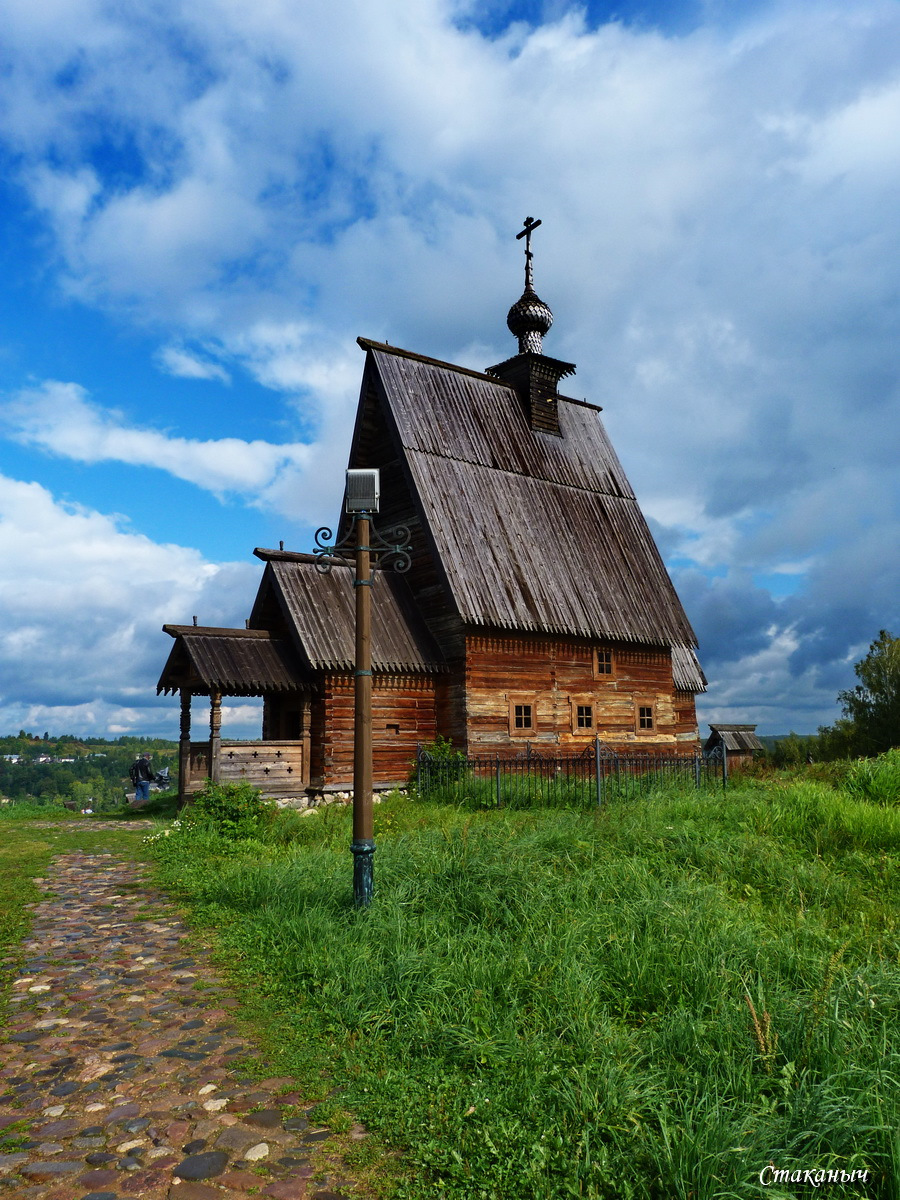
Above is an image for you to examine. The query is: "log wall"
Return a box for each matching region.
[314,672,438,788]
[464,633,699,753]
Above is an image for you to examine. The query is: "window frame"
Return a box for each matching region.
[634,699,656,735]
[507,695,538,737]
[593,648,615,679]
[569,694,596,736]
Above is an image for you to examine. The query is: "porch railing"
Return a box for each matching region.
[184,739,305,798]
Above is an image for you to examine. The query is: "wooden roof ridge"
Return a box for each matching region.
[163,623,275,640]
[705,725,765,752]
[358,336,503,385]
[357,336,601,411]
[254,548,320,564]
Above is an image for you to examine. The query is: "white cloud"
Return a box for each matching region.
[0,0,898,731]
[157,345,232,384]
[2,380,313,511]
[0,473,262,736]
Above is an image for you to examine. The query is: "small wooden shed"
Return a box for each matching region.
[703,724,765,771]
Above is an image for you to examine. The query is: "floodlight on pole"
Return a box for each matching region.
[345,469,381,514]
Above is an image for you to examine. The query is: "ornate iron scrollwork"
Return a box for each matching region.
[314,518,412,578]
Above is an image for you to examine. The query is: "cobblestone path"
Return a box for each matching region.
[0,845,370,1200]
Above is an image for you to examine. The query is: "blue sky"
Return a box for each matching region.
[0,0,898,739]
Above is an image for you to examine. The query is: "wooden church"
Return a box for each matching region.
[159,221,706,801]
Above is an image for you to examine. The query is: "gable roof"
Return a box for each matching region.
[705,724,764,752]
[251,551,445,673]
[157,626,307,696]
[354,339,698,651]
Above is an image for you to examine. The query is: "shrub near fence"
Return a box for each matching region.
[415,739,726,808]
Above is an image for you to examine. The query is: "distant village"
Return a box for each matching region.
[2,752,106,764]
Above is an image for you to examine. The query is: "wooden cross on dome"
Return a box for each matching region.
[516,216,542,290]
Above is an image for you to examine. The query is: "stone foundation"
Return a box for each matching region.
[271,787,407,811]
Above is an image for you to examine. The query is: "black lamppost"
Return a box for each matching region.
[314,469,411,907]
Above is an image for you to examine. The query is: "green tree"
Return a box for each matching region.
[815,717,858,761]
[832,630,900,756]
[771,731,817,767]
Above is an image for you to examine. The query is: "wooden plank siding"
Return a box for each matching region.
[463,633,698,753]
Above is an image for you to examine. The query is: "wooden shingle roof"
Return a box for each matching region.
[157,626,308,696]
[705,724,765,752]
[356,339,698,651]
[251,552,446,674]
[672,645,707,694]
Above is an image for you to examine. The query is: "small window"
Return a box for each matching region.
[595,649,613,676]
[386,723,400,736]
[508,696,538,736]
[638,705,654,730]
[576,704,593,729]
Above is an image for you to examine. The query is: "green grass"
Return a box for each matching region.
[145,779,900,1199]
[0,799,72,819]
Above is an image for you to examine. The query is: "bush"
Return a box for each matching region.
[182,780,276,840]
[410,735,469,791]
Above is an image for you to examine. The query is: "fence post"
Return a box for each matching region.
[595,736,603,807]
[694,753,701,790]
[495,758,502,808]
[722,746,728,792]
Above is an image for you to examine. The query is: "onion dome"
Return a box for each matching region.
[507,287,553,355]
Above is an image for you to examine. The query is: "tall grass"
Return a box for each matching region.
[148,779,900,1199]
[845,747,900,806]
[0,798,70,819]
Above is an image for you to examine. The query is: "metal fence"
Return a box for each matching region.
[414,740,726,808]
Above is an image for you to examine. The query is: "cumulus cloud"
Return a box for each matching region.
[2,380,313,512]
[0,0,898,731]
[0,474,262,736]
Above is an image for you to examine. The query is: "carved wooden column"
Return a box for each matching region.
[178,689,192,805]
[300,695,312,788]
[210,691,222,785]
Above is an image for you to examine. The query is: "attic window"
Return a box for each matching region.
[594,649,614,677]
